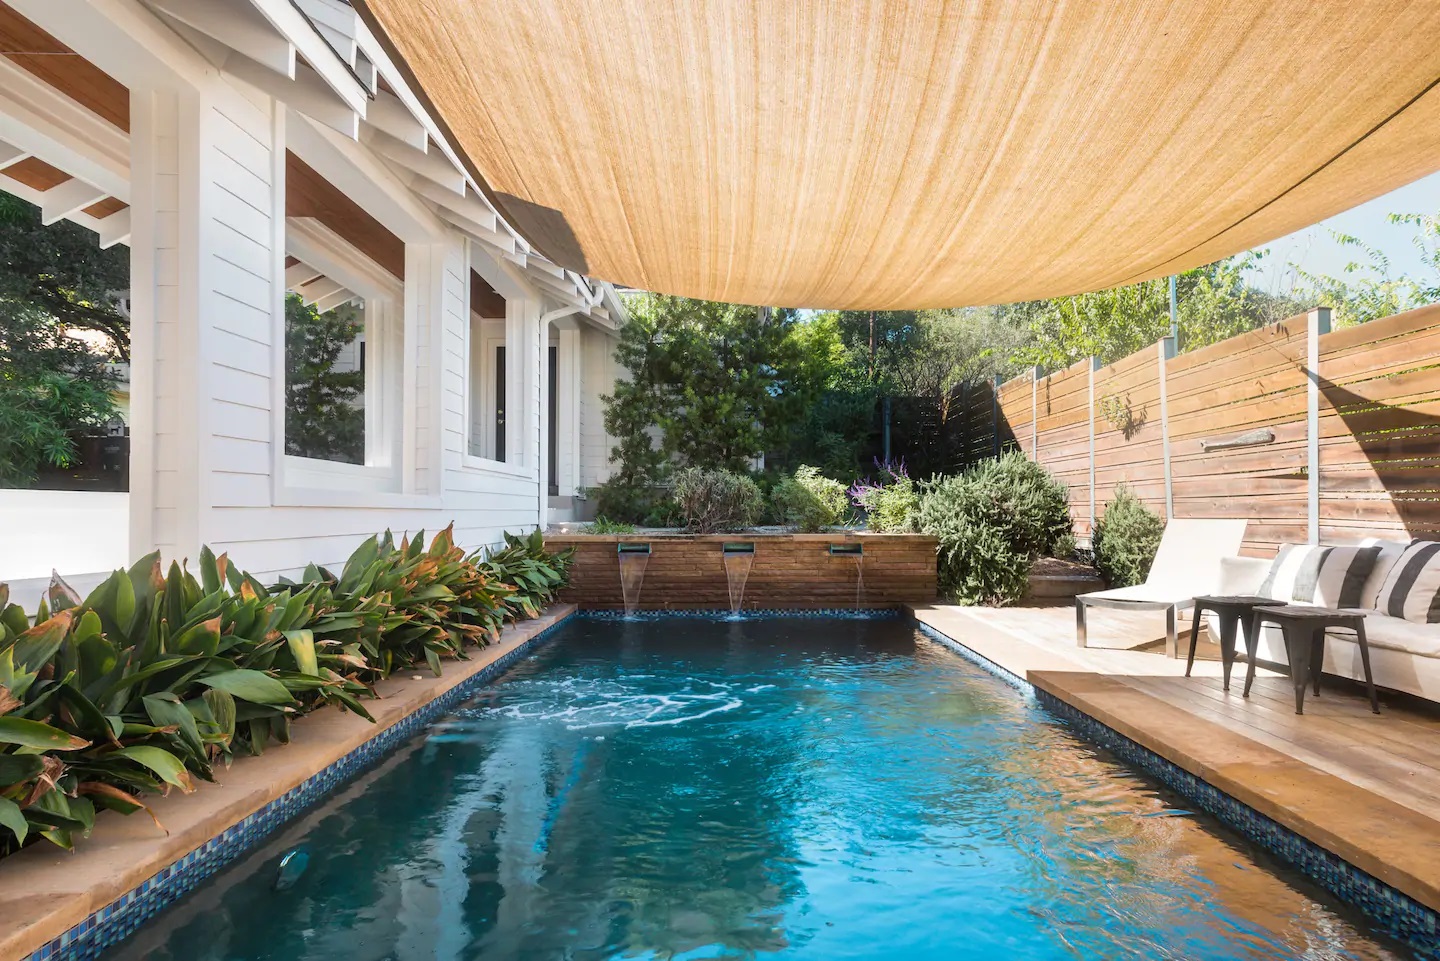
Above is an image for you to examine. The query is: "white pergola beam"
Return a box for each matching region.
[0,140,30,167]
[147,0,296,78]
[297,276,346,306]
[408,176,497,230]
[285,261,323,288]
[226,55,359,139]
[0,58,129,201]
[365,91,427,151]
[361,126,465,195]
[98,209,131,249]
[245,0,369,116]
[314,287,357,313]
[40,179,109,226]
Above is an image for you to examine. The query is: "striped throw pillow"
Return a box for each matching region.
[1375,541,1440,623]
[1259,544,1380,609]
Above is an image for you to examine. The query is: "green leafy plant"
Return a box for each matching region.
[0,525,572,856]
[673,467,763,533]
[1092,486,1164,588]
[917,452,1072,605]
[771,465,848,532]
[588,515,637,534]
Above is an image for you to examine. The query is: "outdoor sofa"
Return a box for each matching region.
[1210,538,1440,703]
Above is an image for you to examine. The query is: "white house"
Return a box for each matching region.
[0,0,623,598]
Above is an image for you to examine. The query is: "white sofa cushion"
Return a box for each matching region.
[1357,538,1412,609]
[1258,544,1380,608]
[1340,612,1440,658]
[1375,541,1440,623]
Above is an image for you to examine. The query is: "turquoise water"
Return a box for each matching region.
[107,617,1406,960]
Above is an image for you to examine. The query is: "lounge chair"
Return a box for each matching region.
[1076,518,1248,657]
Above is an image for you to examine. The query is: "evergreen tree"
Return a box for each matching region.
[284,294,365,464]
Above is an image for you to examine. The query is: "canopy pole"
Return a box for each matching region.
[1168,275,1178,348]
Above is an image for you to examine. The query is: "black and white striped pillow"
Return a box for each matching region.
[1375,541,1440,623]
[1259,544,1380,609]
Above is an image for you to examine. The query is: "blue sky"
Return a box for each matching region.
[1242,170,1440,294]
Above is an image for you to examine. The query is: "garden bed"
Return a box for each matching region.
[543,532,937,610]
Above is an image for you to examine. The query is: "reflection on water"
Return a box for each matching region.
[106,618,1408,961]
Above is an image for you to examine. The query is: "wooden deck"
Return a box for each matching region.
[912,602,1440,915]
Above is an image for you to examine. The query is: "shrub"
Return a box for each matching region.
[588,515,637,534]
[772,465,849,532]
[591,476,677,527]
[916,452,1073,605]
[673,467,763,533]
[850,460,919,533]
[1093,486,1164,587]
[0,526,572,856]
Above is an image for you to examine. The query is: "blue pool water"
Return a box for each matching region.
[106,617,1406,960]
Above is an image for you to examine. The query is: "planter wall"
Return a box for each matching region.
[544,533,937,610]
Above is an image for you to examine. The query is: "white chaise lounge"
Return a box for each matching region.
[1076,518,1249,657]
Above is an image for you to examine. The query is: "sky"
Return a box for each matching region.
[1242,170,1440,295]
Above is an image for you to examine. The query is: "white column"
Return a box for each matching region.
[128,84,204,561]
[556,326,581,496]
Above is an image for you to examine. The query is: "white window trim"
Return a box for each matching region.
[458,239,532,479]
[273,217,423,505]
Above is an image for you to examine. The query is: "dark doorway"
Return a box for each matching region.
[548,344,559,496]
[494,345,506,462]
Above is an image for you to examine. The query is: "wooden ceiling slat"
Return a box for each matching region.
[470,269,505,317]
[0,1,129,132]
[81,197,127,219]
[2,156,70,191]
[286,151,406,281]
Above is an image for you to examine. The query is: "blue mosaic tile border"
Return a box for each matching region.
[913,620,1032,693]
[912,617,1439,959]
[25,612,577,961]
[581,607,902,621]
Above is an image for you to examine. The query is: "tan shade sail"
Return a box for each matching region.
[358,1,1440,309]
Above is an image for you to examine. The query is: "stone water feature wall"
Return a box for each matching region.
[543,533,937,611]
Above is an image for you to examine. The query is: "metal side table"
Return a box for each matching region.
[1252,606,1380,715]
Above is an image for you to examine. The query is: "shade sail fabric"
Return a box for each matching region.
[357,1,1440,309]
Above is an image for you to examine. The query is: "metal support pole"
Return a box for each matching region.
[991,372,1002,457]
[1169,274,1179,348]
[1088,357,1100,534]
[1158,336,1175,520]
[1030,366,1040,455]
[1306,307,1331,544]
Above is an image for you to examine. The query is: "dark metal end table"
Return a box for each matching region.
[1186,595,1281,693]
[1252,605,1380,715]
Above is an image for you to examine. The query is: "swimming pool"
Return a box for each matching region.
[104,616,1407,960]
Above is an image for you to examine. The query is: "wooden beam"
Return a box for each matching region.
[0,139,29,167]
[298,276,345,305]
[314,287,357,313]
[40,176,106,224]
[245,0,368,116]
[284,260,323,288]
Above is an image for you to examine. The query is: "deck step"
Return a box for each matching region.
[1026,572,1104,600]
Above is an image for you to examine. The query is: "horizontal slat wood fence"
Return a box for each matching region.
[961,303,1440,556]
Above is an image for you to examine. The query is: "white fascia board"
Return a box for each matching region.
[433,207,514,254]
[40,178,109,226]
[245,0,368,116]
[288,111,449,243]
[9,0,215,90]
[469,237,536,303]
[146,0,296,78]
[0,58,129,201]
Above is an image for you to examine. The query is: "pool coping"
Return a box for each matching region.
[0,604,577,961]
[912,610,1440,956]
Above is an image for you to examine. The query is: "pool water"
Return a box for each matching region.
[107,617,1408,960]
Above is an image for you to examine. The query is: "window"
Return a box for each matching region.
[282,218,404,491]
[466,264,511,465]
